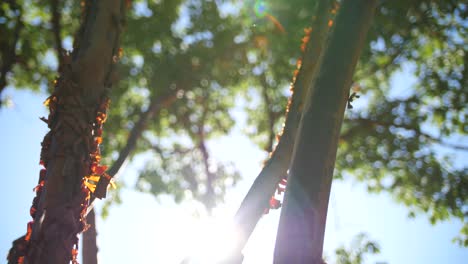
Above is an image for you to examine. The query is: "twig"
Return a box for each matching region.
[260,71,276,153]
[50,0,64,69]
[198,102,216,213]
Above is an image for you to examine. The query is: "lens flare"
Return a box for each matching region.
[253,1,285,33]
[254,1,267,18]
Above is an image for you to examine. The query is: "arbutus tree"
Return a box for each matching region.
[7,0,127,263]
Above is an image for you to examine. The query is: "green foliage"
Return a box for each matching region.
[2,0,467,245]
[136,144,240,207]
[3,0,249,213]
[102,0,248,211]
[336,0,468,245]
[333,233,382,264]
[238,0,468,245]
[0,0,79,95]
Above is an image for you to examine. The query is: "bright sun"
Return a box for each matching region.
[181,215,239,264]
[176,208,277,264]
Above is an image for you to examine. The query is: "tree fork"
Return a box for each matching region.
[273,0,377,263]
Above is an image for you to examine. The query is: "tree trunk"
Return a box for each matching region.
[230,0,333,258]
[273,0,377,263]
[7,1,126,263]
[82,209,98,264]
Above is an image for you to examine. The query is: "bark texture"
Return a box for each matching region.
[7,1,126,264]
[273,0,377,263]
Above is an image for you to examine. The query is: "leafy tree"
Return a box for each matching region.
[113,0,247,212]
[0,0,81,101]
[3,0,467,263]
[233,0,468,252]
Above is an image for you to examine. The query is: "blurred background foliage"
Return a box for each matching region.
[333,233,381,264]
[1,0,467,247]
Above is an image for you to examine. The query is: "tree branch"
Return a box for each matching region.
[50,0,64,69]
[106,92,178,177]
[197,103,216,214]
[151,144,193,157]
[199,138,215,213]
[260,72,276,153]
[85,90,179,211]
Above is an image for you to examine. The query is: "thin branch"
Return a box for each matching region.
[82,91,179,264]
[199,139,215,213]
[86,90,178,211]
[151,144,193,157]
[260,71,276,153]
[198,103,216,214]
[50,0,64,69]
[106,91,178,177]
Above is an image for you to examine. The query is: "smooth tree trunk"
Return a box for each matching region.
[273,0,377,263]
[229,0,333,259]
[7,1,126,264]
[82,209,98,264]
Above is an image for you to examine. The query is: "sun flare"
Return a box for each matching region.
[182,215,239,264]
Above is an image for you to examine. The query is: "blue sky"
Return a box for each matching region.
[1,85,467,263]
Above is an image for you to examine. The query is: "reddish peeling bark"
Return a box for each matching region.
[8,1,126,264]
[81,91,179,264]
[81,92,179,264]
